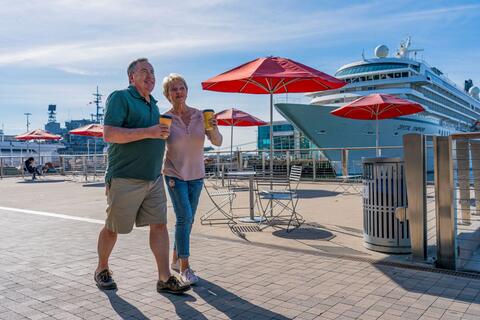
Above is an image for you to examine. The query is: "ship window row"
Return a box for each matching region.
[335,63,409,76]
[415,86,479,119]
[406,94,472,124]
[429,82,475,110]
[344,71,411,84]
[426,71,463,96]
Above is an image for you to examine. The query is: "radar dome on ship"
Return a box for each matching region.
[375,45,389,58]
[469,86,480,99]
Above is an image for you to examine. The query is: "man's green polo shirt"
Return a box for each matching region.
[104,85,164,183]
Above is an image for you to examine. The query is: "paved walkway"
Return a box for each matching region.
[1,177,480,319]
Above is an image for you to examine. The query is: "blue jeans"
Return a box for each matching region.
[165,176,204,259]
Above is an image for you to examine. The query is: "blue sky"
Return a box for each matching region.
[1,0,480,150]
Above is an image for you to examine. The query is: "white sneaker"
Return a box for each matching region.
[171,260,180,272]
[180,268,199,285]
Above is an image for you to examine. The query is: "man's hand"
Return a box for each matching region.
[148,124,170,140]
[103,124,170,143]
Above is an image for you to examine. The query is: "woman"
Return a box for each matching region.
[162,73,222,285]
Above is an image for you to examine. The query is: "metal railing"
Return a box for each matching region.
[409,132,480,271]
[0,154,107,181]
[1,145,404,182]
[437,133,480,271]
[204,145,404,180]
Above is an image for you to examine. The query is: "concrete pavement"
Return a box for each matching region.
[0,176,479,319]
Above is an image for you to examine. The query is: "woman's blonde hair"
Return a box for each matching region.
[162,73,188,99]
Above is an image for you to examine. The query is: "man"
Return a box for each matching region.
[94,58,190,294]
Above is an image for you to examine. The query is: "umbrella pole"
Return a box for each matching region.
[376,115,379,157]
[269,92,274,181]
[269,92,274,218]
[94,139,97,180]
[230,125,233,167]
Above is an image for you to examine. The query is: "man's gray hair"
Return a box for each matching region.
[127,58,149,83]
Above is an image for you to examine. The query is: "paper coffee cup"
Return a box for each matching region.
[203,109,215,131]
[159,114,172,128]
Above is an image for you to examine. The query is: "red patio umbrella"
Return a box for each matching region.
[215,108,267,161]
[202,56,346,174]
[16,129,62,141]
[69,123,103,138]
[16,129,62,157]
[69,124,104,157]
[330,93,425,156]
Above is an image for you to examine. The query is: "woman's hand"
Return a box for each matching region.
[208,117,218,130]
[206,118,222,146]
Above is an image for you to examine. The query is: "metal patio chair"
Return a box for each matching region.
[201,175,237,226]
[256,165,304,232]
[331,160,363,195]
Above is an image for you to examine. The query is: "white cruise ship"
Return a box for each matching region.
[275,38,480,174]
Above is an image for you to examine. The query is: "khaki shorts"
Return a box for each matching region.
[105,176,167,234]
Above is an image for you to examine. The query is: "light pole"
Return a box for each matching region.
[24,113,31,156]
[24,113,31,132]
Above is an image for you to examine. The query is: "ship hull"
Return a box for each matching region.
[275,103,455,175]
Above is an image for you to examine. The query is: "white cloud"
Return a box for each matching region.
[1,1,478,70]
[56,66,101,76]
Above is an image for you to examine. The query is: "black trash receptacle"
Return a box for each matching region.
[362,157,411,253]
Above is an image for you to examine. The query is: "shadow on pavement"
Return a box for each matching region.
[82,182,105,187]
[273,227,335,240]
[165,278,290,319]
[16,179,66,184]
[192,278,290,320]
[102,289,149,319]
[296,189,339,198]
[162,293,207,320]
[373,262,480,304]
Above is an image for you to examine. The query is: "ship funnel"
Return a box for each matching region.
[375,45,389,58]
[465,79,474,93]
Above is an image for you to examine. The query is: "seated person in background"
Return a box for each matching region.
[43,162,54,173]
[24,157,44,180]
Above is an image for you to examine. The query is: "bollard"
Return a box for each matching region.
[221,164,225,187]
[286,151,290,174]
[434,136,456,270]
[60,156,65,175]
[403,133,427,260]
[341,149,348,177]
[238,151,242,169]
[21,157,25,179]
[94,153,97,180]
[262,152,266,177]
[82,155,87,182]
